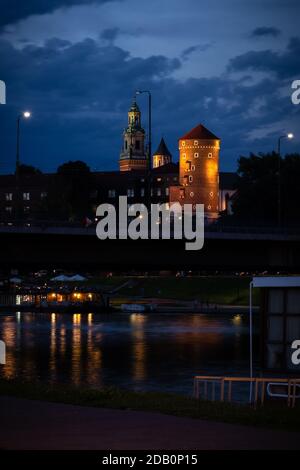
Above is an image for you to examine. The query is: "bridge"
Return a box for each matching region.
[0,224,299,271]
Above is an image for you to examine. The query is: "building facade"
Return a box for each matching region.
[0,99,237,223]
[170,124,220,220]
[152,138,172,168]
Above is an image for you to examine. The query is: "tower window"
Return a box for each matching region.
[194,153,199,158]
[23,192,30,201]
[182,141,185,147]
[157,188,161,196]
[189,175,193,183]
[127,188,134,198]
[125,141,128,150]
[165,187,169,196]
[182,153,186,159]
[208,152,213,158]
[5,193,13,201]
[135,140,140,150]
[190,192,194,197]
[194,140,198,146]
[191,164,195,171]
[141,188,145,197]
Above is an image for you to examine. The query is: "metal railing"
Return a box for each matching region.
[193,375,300,408]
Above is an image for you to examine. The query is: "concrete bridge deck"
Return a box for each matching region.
[0,224,299,270]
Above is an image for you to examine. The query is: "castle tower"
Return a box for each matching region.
[152,137,172,168]
[119,99,147,171]
[169,123,220,219]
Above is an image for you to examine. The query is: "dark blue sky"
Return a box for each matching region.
[0,0,299,173]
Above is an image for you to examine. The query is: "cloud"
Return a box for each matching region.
[0,0,120,28]
[181,43,212,61]
[100,27,120,43]
[0,34,299,174]
[228,37,300,78]
[250,26,281,38]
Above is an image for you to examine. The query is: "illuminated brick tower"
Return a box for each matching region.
[170,123,220,219]
[152,137,172,168]
[119,99,147,171]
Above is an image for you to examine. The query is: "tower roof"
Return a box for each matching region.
[179,123,219,141]
[129,99,140,113]
[153,137,172,157]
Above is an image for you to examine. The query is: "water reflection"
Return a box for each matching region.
[0,311,255,395]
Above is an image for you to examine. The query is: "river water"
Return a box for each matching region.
[0,311,257,396]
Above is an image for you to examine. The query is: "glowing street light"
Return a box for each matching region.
[16,110,32,171]
[135,90,152,210]
[16,111,31,222]
[277,132,294,227]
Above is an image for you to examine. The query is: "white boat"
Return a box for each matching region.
[121,303,146,312]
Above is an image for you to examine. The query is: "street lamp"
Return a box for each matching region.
[135,90,152,209]
[16,111,31,222]
[277,132,293,227]
[16,111,31,172]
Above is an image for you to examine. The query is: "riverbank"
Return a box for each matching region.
[1,396,299,449]
[0,380,299,434]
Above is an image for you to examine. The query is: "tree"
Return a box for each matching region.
[55,160,92,221]
[18,164,42,176]
[230,152,300,226]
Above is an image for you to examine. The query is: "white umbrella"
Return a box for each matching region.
[50,274,70,281]
[10,277,22,283]
[68,275,87,281]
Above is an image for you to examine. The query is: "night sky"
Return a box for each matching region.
[0,0,299,173]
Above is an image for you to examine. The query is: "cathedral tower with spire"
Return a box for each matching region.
[119,99,147,171]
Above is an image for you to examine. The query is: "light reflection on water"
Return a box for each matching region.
[0,311,256,395]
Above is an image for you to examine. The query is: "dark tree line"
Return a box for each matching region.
[230,152,300,226]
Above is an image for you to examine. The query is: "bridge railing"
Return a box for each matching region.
[193,375,300,407]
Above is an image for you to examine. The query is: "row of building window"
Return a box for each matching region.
[5,206,30,213]
[182,152,213,159]
[124,140,141,151]
[108,188,170,198]
[4,192,47,201]
[182,140,217,150]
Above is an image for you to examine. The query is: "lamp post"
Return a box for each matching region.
[277,132,293,227]
[135,90,152,209]
[16,111,31,222]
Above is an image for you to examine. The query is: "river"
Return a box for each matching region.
[0,311,257,396]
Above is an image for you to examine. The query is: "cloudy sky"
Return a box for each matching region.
[0,0,299,172]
